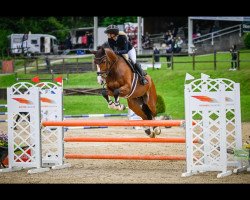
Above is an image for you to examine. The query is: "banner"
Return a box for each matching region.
[124,22,138,48]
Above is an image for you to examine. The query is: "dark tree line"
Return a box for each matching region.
[0,16,136,56]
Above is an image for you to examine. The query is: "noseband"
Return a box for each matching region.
[95,54,119,78]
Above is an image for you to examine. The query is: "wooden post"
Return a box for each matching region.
[14,72,17,81]
[63,58,65,74]
[92,55,96,71]
[171,52,174,70]
[76,58,79,73]
[214,50,217,70]
[192,53,195,70]
[13,58,15,73]
[67,72,69,84]
[152,54,154,69]
[24,58,27,74]
[237,51,240,70]
[36,58,38,74]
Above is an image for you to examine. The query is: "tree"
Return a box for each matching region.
[0,17,138,57]
[244,32,250,49]
[100,17,137,26]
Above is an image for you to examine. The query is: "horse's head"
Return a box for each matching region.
[92,47,119,78]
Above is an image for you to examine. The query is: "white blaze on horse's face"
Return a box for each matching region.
[97,76,104,85]
[97,64,100,72]
[97,65,104,85]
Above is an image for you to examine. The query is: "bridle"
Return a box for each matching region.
[95,51,119,78]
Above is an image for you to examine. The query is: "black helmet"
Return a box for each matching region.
[104,25,119,35]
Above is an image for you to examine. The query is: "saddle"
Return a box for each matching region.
[120,55,136,73]
[120,54,148,85]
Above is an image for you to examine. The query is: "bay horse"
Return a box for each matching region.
[92,47,161,138]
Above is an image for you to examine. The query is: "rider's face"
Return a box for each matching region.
[108,33,116,39]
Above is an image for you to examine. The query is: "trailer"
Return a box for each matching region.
[8,33,59,56]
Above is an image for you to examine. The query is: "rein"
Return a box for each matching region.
[96,54,119,78]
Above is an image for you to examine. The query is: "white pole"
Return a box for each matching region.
[188,17,193,54]
[142,17,144,36]
[137,16,142,55]
[94,17,98,50]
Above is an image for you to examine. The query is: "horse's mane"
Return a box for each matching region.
[95,46,130,72]
[97,42,110,50]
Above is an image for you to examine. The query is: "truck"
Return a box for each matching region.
[8,33,59,56]
[69,25,124,50]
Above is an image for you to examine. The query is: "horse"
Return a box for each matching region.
[91,47,161,138]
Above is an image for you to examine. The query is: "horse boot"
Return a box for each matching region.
[134,62,148,85]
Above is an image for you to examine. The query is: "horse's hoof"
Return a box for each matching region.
[145,128,155,138]
[108,102,116,109]
[119,104,126,110]
[149,132,156,138]
[145,128,151,136]
[114,104,126,111]
[153,127,161,135]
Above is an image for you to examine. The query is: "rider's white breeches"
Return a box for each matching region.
[128,47,136,64]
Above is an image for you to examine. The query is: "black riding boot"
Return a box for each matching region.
[134,63,148,85]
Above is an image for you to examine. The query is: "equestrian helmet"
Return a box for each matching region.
[104,25,119,35]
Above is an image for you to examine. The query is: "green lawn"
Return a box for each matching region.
[63,69,250,121]
[1,51,250,121]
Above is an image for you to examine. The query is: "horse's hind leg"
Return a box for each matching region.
[128,99,155,138]
[145,80,157,116]
[145,81,161,135]
[142,103,159,138]
[146,104,161,135]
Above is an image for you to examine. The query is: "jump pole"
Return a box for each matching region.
[65,154,186,160]
[64,137,200,143]
[64,113,128,118]
[42,120,185,127]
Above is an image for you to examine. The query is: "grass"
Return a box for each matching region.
[62,68,250,121]
[1,50,250,121]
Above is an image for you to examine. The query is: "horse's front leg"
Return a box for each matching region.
[101,89,116,110]
[113,89,126,110]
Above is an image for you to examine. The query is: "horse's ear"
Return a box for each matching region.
[90,50,97,55]
[100,46,106,54]
[85,49,93,54]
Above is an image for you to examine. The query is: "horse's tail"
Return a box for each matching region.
[147,78,158,117]
[150,79,166,117]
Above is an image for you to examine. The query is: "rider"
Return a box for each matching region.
[103,24,148,85]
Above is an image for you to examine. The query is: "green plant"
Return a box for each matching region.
[0,132,8,147]
[243,32,250,49]
[156,94,166,114]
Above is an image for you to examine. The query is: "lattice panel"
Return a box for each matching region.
[12,112,33,162]
[9,82,34,95]
[6,82,41,169]
[226,108,237,164]
[184,75,242,177]
[36,82,63,166]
